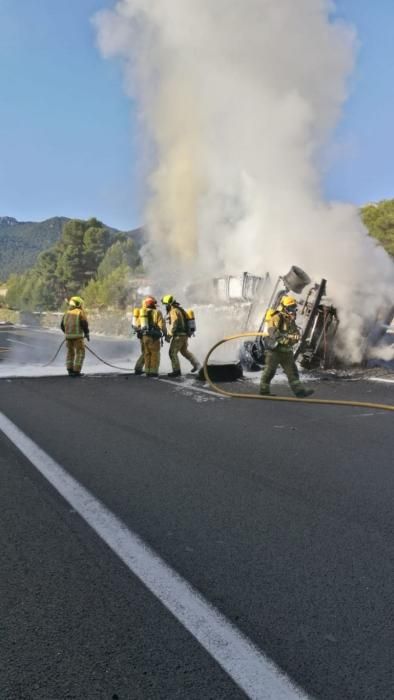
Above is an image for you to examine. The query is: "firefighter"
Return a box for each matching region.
[139,296,167,377]
[61,296,90,377]
[161,295,200,377]
[260,295,314,398]
[133,303,145,376]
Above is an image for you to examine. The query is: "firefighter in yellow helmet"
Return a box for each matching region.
[162,295,200,377]
[60,296,90,377]
[138,296,167,377]
[260,295,314,397]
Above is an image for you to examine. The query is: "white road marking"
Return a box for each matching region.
[348,413,377,418]
[159,377,227,399]
[0,411,308,700]
[367,377,394,385]
[7,338,35,347]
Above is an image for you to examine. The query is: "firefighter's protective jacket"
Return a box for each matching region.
[168,306,188,336]
[61,308,89,339]
[266,310,300,348]
[144,308,167,338]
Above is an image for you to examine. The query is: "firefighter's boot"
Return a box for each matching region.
[168,370,181,377]
[295,388,314,398]
[259,381,273,395]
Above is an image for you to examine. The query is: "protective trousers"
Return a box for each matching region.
[142,335,160,375]
[169,336,198,372]
[66,338,85,373]
[134,339,145,373]
[260,348,306,395]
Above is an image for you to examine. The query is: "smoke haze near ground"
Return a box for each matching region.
[368,343,394,363]
[94,0,394,362]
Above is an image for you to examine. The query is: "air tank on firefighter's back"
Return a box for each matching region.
[282,266,311,294]
[132,307,140,332]
[139,307,149,331]
[186,309,196,335]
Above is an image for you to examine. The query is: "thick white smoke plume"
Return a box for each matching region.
[94,0,394,362]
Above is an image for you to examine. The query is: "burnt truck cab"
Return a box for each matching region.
[240,266,339,371]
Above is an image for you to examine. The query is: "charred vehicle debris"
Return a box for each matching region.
[239,266,339,372]
[186,265,394,373]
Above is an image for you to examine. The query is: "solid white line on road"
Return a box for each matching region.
[159,377,227,398]
[0,411,309,700]
[367,377,394,385]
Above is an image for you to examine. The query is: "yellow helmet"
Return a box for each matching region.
[162,294,175,305]
[280,295,297,311]
[69,296,83,308]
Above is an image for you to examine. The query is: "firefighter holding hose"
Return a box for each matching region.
[260,296,314,398]
[132,298,147,375]
[61,296,90,377]
[138,296,167,377]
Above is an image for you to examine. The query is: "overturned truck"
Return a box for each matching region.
[187,265,393,373]
[240,266,339,371]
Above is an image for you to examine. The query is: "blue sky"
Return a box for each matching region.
[0,0,393,230]
[326,0,394,205]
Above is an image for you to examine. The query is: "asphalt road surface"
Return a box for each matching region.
[0,327,393,699]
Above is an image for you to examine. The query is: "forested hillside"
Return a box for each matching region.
[0,217,68,279]
[360,199,394,257]
[0,216,144,281]
[5,218,142,311]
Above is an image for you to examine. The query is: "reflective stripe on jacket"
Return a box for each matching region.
[267,311,300,348]
[61,308,89,339]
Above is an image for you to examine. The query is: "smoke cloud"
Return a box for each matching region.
[367,343,394,363]
[94,0,394,362]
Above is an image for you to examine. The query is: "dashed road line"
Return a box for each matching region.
[0,411,309,700]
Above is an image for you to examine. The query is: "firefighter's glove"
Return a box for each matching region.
[165,335,171,343]
[85,334,90,342]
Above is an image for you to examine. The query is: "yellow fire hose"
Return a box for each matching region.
[43,339,131,371]
[203,332,394,413]
[85,344,132,371]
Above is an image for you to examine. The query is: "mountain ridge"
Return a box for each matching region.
[0,216,143,280]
